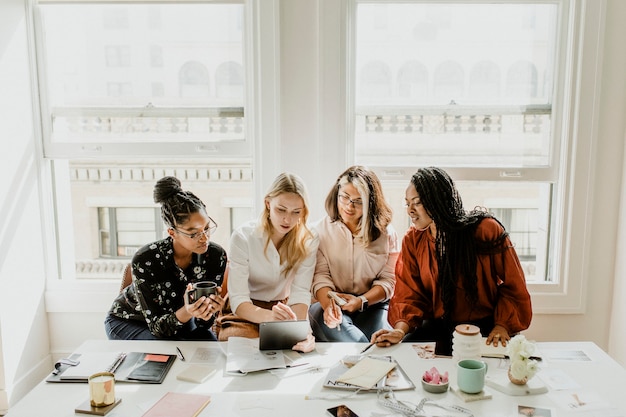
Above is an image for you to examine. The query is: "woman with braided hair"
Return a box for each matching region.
[370,167,532,355]
[104,176,228,340]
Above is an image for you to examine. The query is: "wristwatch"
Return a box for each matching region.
[359,295,368,312]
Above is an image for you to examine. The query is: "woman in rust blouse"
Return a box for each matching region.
[370,167,532,355]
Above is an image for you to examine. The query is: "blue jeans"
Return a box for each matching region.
[309,301,391,343]
[104,314,217,341]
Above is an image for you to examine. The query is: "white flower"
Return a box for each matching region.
[507,335,539,380]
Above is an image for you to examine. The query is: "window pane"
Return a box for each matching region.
[39,3,245,145]
[385,180,550,283]
[69,161,253,279]
[355,3,558,168]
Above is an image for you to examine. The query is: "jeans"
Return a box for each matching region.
[104,314,217,341]
[309,301,391,343]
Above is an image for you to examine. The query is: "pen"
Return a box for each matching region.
[176,346,186,361]
[109,353,127,373]
[360,343,375,354]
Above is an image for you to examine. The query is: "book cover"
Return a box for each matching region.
[142,392,211,417]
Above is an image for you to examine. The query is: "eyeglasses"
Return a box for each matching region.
[403,199,422,209]
[174,217,218,240]
[338,193,363,207]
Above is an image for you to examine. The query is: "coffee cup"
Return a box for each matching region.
[187,281,217,303]
[457,359,488,394]
[88,372,115,407]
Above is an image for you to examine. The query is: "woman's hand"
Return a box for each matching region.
[292,332,316,353]
[183,283,213,321]
[337,293,362,313]
[323,302,343,329]
[207,286,226,316]
[271,302,298,321]
[486,324,510,347]
[370,328,406,347]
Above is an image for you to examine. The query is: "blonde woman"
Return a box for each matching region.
[221,172,319,352]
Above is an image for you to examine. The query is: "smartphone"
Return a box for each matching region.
[327,404,359,417]
[327,291,347,306]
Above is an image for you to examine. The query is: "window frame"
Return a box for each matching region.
[39,0,282,311]
[343,0,601,314]
[33,0,251,160]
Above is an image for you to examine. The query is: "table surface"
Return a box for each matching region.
[7,340,626,417]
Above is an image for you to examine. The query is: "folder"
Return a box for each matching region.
[46,351,176,384]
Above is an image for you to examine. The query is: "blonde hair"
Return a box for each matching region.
[260,173,314,276]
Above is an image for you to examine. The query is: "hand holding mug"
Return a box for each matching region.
[187,281,218,303]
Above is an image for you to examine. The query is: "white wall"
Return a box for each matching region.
[607,0,626,364]
[0,0,53,410]
[522,0,626,361]
[2,0,626,409]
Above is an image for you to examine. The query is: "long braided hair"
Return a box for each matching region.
[410,167,509,320]
[153,176,207,229]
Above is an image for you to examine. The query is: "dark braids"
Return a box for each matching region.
[410,167,509,322]
[153,176,207,229]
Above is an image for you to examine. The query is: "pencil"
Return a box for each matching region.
[360,343,375,354]
[176,346,186,361]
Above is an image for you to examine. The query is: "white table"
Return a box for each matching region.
[7,340,626,417]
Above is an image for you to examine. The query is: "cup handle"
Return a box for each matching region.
[187,290,196,304]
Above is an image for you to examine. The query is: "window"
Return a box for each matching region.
[35,1,253,281]
[98,207,162,258]
[352,2,562,287]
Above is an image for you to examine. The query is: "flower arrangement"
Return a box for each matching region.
[506,335,539,384]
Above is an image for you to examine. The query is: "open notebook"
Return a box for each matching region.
[47,351,176,383]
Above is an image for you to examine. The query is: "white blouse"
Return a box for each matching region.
[228,220,319,314]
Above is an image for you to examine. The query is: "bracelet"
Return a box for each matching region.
[394,328,406,337]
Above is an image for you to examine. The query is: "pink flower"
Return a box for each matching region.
[422,367,448,384]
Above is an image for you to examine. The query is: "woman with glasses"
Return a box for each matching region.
[309,166,399,342]
[370,167,532,355]
[104,176,228,340]
[217,172,318,352]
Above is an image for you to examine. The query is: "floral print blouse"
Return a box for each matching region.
[108,237,227,338]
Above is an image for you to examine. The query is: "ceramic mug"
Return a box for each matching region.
[88,372,115,407]
[187,281,217,303]
[457,359,488,394]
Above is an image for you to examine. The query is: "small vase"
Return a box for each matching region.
[508,367,529,385]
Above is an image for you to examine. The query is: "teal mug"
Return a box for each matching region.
[457,359,488,394]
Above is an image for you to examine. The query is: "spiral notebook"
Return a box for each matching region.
[46,351,176,383]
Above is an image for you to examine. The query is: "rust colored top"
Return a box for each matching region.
[389,217,532,335]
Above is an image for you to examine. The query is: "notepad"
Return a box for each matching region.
[336,357,397,389]
[176,365,217,383]
[142,392,211,417]
[60,352,125,380]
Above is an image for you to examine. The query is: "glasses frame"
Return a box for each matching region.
[174,217,218,240]
[338,192,364,208]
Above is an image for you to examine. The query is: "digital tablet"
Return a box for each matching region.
[258,320,310,350]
